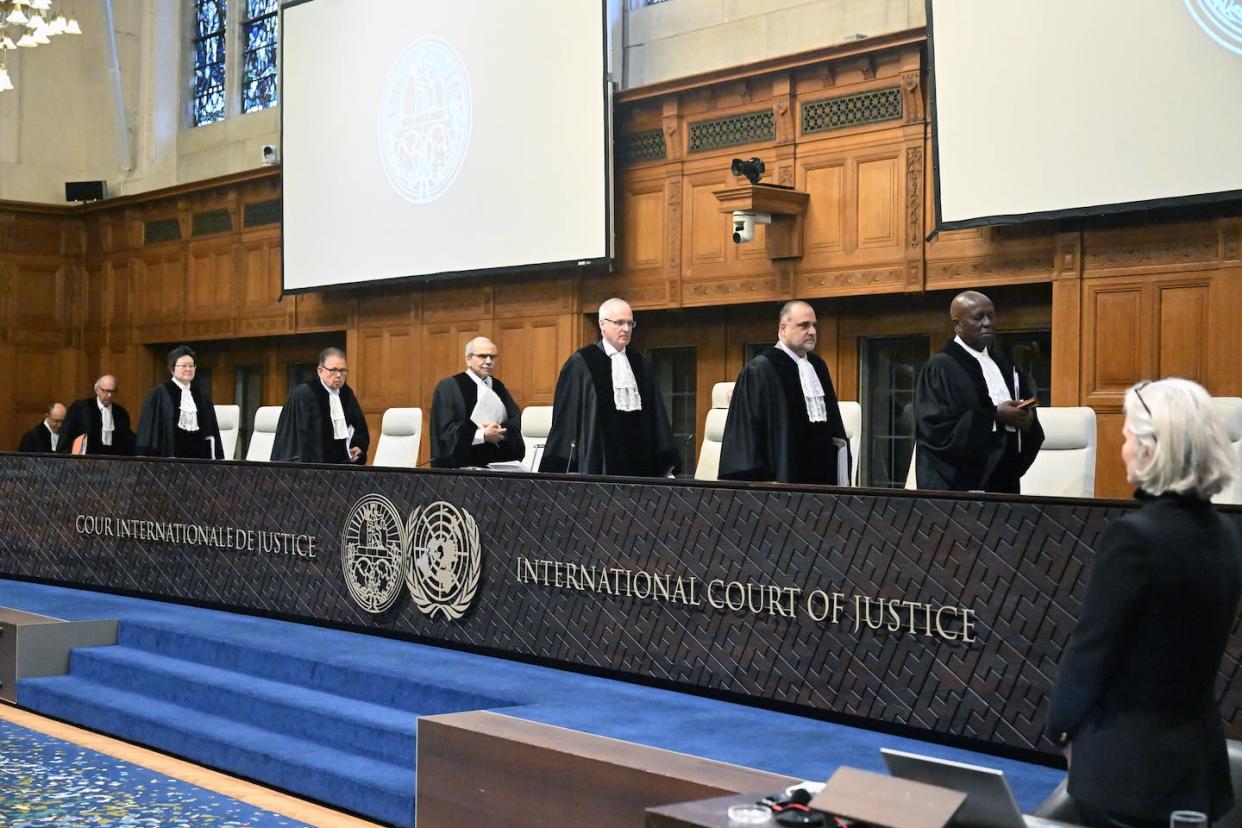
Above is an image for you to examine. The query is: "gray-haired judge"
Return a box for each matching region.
[539,297,679,476]
[1047,378,1240,828]
[429,336,525,468]
[62,375,135,456]
[272,347,370,464]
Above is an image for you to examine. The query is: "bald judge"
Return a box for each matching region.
[18,403,68,453]
[430,336,525,468]
[913,290,1044,492]
[719,300,849,484]
[539,298,680,476]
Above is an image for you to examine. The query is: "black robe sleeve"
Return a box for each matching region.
[135,385,172,457]
[342,386,370,460]
[539,354,597,473]
[430,377,475,468]
[272,384,317,462]
[913,353,1000,490]
[719,358,781,482]
[639,354,681,477]
[496,382,526,464]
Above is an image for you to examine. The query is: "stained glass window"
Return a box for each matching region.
[192,0,227,126]
[241,0,278,113]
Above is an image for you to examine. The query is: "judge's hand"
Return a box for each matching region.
[1062,743,1072,769]
[996,401,1034,430]
[349,446,363,462]
[481,422,507,444]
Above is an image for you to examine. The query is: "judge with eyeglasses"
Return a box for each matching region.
[272,346,370,464]
[539,297,679,477]
[135,345,223,459]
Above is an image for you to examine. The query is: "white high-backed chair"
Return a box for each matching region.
[694,382,734,481]
[1021,407,1098,498]
[214,404,240,460]
[1213,397,1242,505]
[521,406,554,472]
[372,408,423,468]
[905,445,918,490]
[838,401,862,486]
[245,406,282,462]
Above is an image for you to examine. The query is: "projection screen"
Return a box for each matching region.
[281,0,610,292]
[928,0,1242,230]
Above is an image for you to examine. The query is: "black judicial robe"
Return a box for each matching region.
[429,372,525,469]
[62,398,135,456]
[538,342,680,477]
[914,341,1044,493]
[135,380,223,459]
[271,381,370,464]
[718,347,849,485]
[17,423,68,454]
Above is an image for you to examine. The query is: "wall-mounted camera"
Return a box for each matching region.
[261,144,280,165]
[731,156,765,185]
[731,210,771,244]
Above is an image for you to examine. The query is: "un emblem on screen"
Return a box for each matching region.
[341,495,482,620]
[1186,0,1242,55]
[378,36,473,204]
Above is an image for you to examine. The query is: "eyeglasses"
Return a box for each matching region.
[603,318,637,330]
[471,353,498,361]
[174,362,196,369]
[1133,380,1153,418]
[320,367,349,376]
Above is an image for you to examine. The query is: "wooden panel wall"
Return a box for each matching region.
[2,31,1240,497]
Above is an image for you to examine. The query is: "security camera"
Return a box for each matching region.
[731,157,765,184]
[731,210,771,244]
[261,144,279,165]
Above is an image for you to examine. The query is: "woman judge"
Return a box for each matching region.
[1047,378,1240,827]
[135,345,223,459]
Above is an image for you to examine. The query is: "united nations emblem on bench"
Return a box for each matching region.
[340,495,481,619]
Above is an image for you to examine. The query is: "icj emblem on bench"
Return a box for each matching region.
[340,495,482,620]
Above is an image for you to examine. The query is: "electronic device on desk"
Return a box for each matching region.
[881,748,1027,828]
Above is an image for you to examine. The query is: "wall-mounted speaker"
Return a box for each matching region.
[65,180,106,203]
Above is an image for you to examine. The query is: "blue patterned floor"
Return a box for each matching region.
[0,719,309,828]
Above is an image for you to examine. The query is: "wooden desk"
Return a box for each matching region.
[646,793,1089,828]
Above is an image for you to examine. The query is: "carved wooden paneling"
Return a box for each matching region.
[802,159,846,255]
[185,242,236,338]
[1156,283,1209,383]
[492,275,575,319]
[238,238,291,336]
[1083,285,1143,406]
[130,252,185,342]
[493,315,569,408]
[856,155,899,250]
[1084,222,1223,276]
[618,179,667,274]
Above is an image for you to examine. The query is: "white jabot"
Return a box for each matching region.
[954,336,1015,432]
[467,370,505,446]
[321,380,349,440]
[98,399,114,446]
[173,378,199,432]
[602,340,642,412]
[46,423,58,451]
[775,342,827,422]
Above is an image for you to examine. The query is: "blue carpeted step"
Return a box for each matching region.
[17,674,416,828]
[117,620,512,714]
[67,644,420,766]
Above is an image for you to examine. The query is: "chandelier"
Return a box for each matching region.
[0,1,83,93]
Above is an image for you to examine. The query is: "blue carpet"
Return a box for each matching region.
[1,578,1066,822]
[0,718,308,827]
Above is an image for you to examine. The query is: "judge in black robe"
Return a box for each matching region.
[63,376,135,456]
[430,336,525,468]
[914,291,1044,493]
[539,298,680,477]
[135,345,223,459]
[18,403,68,453]
[271,347,370,464]
[719,301,849,484]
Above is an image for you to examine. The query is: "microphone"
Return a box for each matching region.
[664,432,695,477]
[567,440,577,474]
